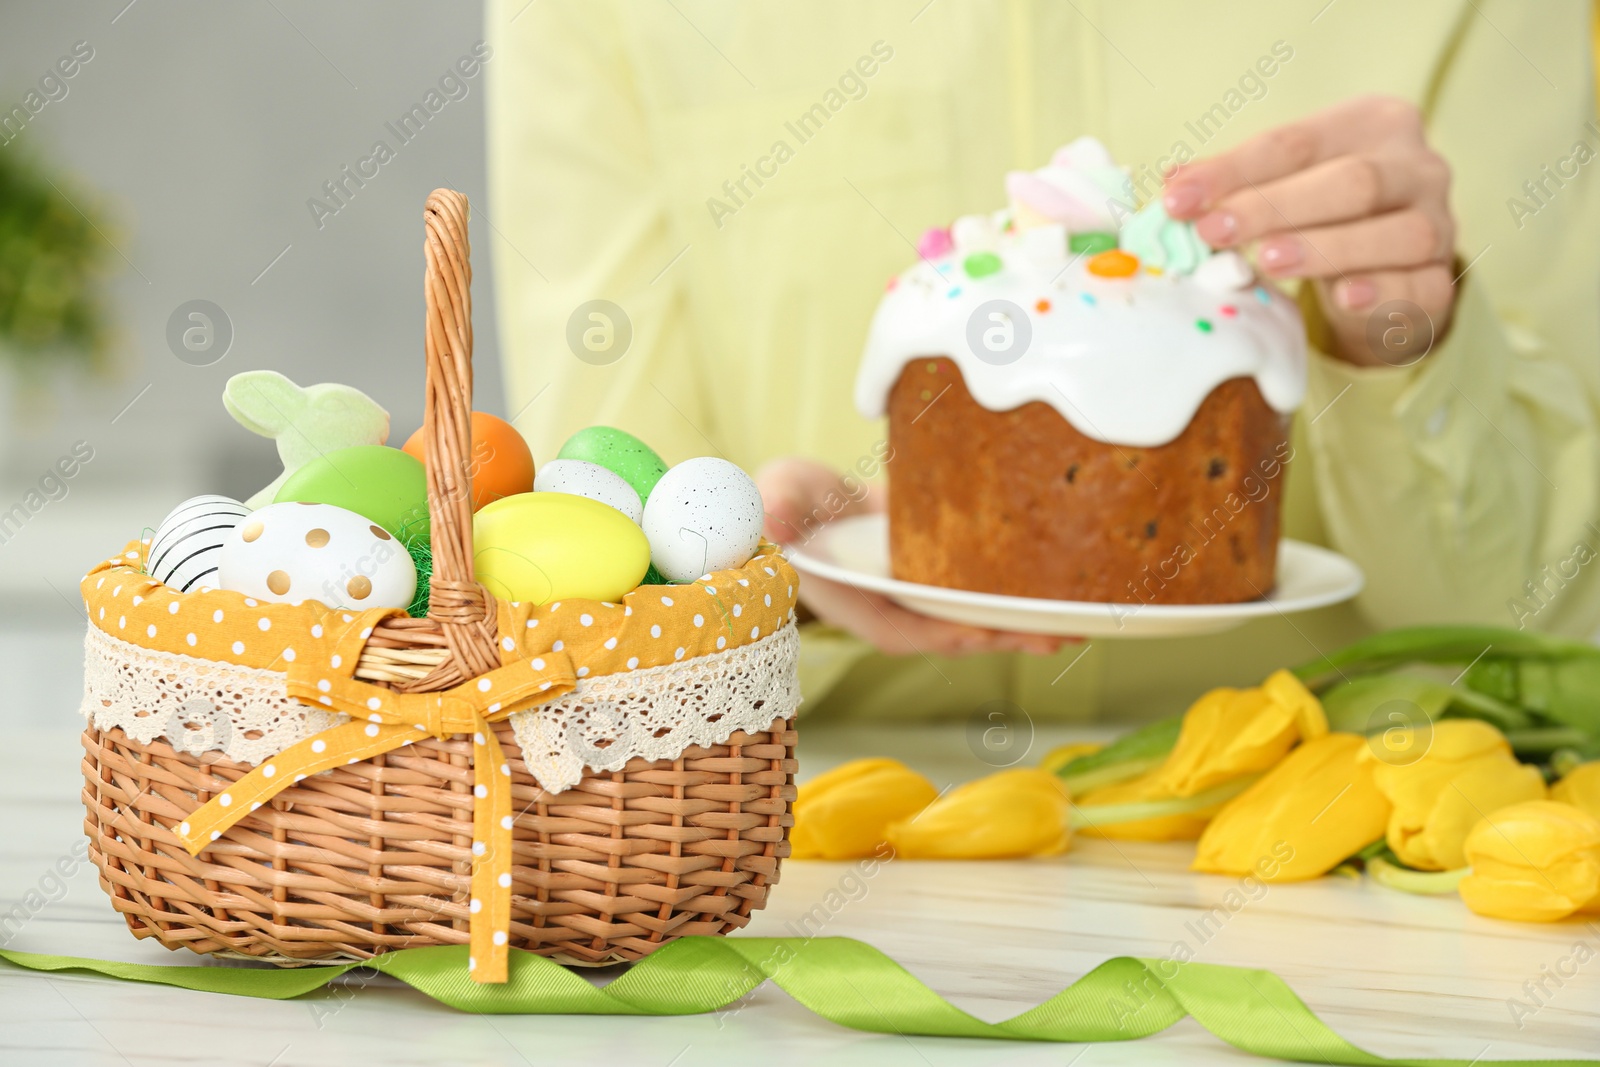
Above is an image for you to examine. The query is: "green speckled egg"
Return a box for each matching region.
[556,426,668,503]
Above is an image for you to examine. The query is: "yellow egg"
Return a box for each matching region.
[472,491,650,605]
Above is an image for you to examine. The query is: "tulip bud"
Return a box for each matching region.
[790,758,939,860]
[886,768,1072,859]
[1459,801,1600,922]
[1552,762,1600,822]
[1193,733,1391,881]
[1153,669,1328,797]
[1364,720,1547,871]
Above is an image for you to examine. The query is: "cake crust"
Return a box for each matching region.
[887,358,1289,605]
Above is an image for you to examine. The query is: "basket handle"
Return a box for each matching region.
[419,189,500,684]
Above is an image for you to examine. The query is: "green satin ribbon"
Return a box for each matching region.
[1,938,1589,1066]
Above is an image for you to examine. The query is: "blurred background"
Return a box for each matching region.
[0,2,499,714]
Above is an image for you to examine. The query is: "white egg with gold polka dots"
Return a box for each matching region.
[217,501,416,611]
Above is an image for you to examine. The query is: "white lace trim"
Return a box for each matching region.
[508,622,800,792]
[80,622,801,793]
[81,625,346,765]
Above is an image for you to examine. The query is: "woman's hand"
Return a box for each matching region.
[1163,95,1457,367]
[757,456,1072,658]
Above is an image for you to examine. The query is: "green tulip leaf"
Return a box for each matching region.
[1462,656,1520,704]
[1320,672,1530,735]
[1293,625,1600,689]
[1538,659,1600,734]
[1054,715,1181,794]
[1319,674,1454,735]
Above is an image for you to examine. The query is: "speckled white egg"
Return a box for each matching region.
[533,459,643,523]
[148,494,251,593]
[641,457,764,582]
[218,501,416,610]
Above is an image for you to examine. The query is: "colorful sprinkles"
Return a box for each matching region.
[917,226,954,259]
[1087,249,1140,278]
[963,252,1002,279]
[1068,231,1118,256]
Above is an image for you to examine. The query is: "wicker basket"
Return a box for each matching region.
[79,190,799,975]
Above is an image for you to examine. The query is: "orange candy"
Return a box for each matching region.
[402,411,534,511]
[1087,249,1140,278]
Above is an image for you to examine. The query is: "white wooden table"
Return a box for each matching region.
[2,718,1596,1066]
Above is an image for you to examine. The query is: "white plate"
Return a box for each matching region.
[783,514,1364,638]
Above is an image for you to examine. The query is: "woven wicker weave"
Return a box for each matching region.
[80,189,796,967]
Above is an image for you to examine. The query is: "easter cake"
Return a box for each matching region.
[855,139,1306,605]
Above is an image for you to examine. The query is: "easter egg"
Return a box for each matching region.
[473,492,650,605]
[402,411,533,511]
[148,494,251,592]
[641,458,764,583]
[218,501,416,610]
[275,445,429,542]
[556,426,668,504]
[533,460,642,523]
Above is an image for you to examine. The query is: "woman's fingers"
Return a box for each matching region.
[1165,95,1425,218]
[756,456,880,545]
[1196,149,1449,249]
[1308,264,1456,367]
[1255,207,1455,279]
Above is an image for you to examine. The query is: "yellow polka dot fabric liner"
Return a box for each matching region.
[81,538,799,984]
[82,540,796,678]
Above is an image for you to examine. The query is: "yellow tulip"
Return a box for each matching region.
[1364,720,1547,871]
[1152,669,1328,797]
[1552,762,1600,821]
[1193,733,1391,881]
[1459,800,1600,922]
[790,758,938,860]
[1069,669,1327,840]
[1039,741,1104,775]
[886,769,1072,859]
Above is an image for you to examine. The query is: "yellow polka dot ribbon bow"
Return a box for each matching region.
[175,605,578,984]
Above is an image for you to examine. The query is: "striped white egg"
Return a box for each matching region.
[533,459,643,523]
[147,494,251,593]
[641,457,764,582]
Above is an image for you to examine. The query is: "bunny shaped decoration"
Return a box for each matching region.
[223,370,391,507]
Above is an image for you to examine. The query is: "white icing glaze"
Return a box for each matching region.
[856,144,1307,449]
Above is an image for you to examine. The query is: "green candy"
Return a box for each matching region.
[1068,231,1119,255]
[962,251,1002,279]
[275,445,429,543]
[557,426,668,503]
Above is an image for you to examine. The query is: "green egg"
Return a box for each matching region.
[275,445,430,542]
[556,426,668,503]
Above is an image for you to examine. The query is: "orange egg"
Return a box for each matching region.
[402,412,534,511]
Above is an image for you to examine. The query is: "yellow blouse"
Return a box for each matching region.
[486,0,1600,720]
